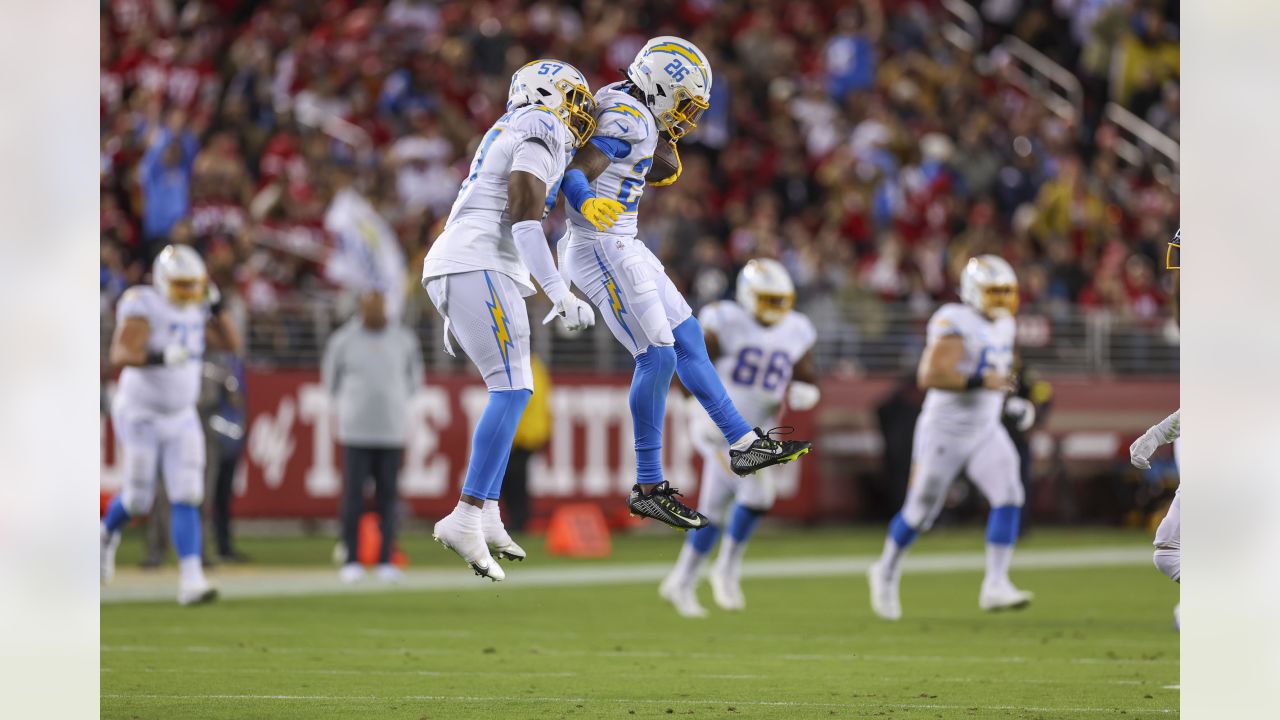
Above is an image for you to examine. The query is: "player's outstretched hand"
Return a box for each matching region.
[546,294,596,332]
[1129,430,1158,470]
[580,197,625,231]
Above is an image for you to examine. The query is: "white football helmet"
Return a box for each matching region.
[959,255,1019,319]
[153,244,208,307]
[626,36,712,141]
[507,59,596,147]
[736,258,795,326]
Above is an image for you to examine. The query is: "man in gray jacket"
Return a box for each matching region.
[322,291,423,583]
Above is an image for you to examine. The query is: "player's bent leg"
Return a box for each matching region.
[103,407,160,584]
[1152,490,1181,583]
[1153,545,1181,583]
[661,454,734,616]
[711,474,775,611]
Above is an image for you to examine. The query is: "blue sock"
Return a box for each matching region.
[688,522,720,554]
[986,505,1021,545]
[170,503,202,559]
[488,450,514,501]
[103,496,131,534]
[727,503,765,543]
[888,512,918,548]
[461,389,532,500]
[631,345,677,485]
[673,318,753,444]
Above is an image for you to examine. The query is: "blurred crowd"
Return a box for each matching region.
[100,0,1180,359]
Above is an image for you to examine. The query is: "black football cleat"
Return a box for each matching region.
[729,427,812,476]
[628,481,708,531]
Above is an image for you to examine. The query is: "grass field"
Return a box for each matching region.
[101,527,1179,719]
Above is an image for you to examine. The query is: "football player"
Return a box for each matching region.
[659,259,819,616]
[102,245,240,605]
[421,60,597,581]
[868,255,1033,619]
[1129,228,1180,628]
[556,37,811,531]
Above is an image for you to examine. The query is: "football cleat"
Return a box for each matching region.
[177,577,218,606]
[709,563,745,611]
[627,481,708,531]
[483,516,527,562]
[339,563,366,584]
[100,527,120,585]
[433,513,505,582]
[659,574,708,618]
[374,564,403,584]
[867,561,902,621]
[979,583,1034,612]
[729,427,812,476]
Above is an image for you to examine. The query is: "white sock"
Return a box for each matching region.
[481,500,503,525]
[672,543,710,587]
[984,543,1014,589]
[450,502,483,531]
[730,431,757,451]
[716,537,748,579]
[878,536,907,577]
[179,555,205,584]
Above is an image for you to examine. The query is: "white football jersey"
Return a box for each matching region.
[917,303,1016,433]
[114,286,208,415]
[701,300,817,428]
[422,104,575,295]
[565,82,658,245]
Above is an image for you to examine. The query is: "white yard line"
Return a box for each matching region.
[101,545,1154,604]
[100,692,1178,714]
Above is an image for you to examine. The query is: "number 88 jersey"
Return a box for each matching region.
[565,82,658,242]
[701,300,817,429]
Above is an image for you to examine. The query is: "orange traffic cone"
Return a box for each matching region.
[545,503,612,558]
[356,512,409,568]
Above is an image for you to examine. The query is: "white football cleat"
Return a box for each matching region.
[709,563,745,611]
[339,563,366,584]
[374,564,403,584]
[867,561,902,621]
[483,519,526,562]
[979,583,1034,612]
[100,527,120,585]
[177,577,218,606]
[659,574,708,618]
[433,513,505,582]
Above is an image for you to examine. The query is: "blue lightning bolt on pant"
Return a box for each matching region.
[424,270,537,499]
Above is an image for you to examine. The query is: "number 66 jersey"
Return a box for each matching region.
[701,299,817,429]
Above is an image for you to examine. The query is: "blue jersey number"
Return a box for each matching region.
[616,157,653,212]
[169,321,205,356]
[537,62,563,76]
[462,124,506,190]
[731,347,792,391]
[664,59,689,81]
[975,344,1013,376]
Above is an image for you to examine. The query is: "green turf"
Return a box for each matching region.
[102,528,1179,719]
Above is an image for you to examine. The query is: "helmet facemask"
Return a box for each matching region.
[979,283,1019,319]
[165,276,207,306]
[656,86,709,141]
[1166,229,1180,270]
[750,291,795,326]
[554,80,597,148]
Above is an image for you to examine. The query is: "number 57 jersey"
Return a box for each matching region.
[700,300,817,430]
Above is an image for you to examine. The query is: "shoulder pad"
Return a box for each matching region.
[510,105,569,150]
[594,93,652,144]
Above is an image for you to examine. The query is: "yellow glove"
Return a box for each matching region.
[580,197,626,231]
[649,141,682,187]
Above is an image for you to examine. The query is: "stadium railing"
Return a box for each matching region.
[100,294,1179,377]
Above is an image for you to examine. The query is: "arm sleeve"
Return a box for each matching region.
[511,219,570,304]
[588,135,631,159]
[1154,409,1181,444]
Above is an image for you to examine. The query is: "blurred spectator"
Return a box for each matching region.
[201,351,249,563]
[322,291,423,584]
[138,114,199,251]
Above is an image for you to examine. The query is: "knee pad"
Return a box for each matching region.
[1153,545,1181,583]
[901,471,948,530]
[122,487,156,517]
